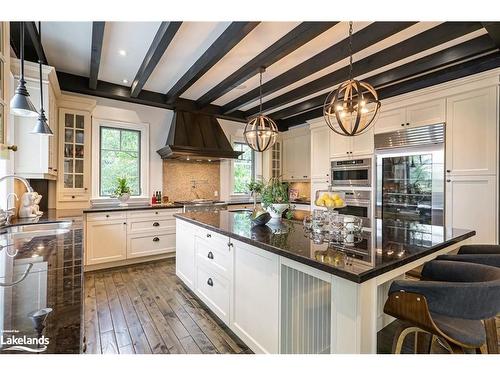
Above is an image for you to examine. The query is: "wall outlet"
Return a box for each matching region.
[214,190,218,197]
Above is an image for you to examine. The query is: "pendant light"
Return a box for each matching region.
[31,22,53,136]
[10,21,39,117]
[243,67,278,152]
[323,22,381,136]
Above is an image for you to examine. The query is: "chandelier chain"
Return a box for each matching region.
[259,70,263,115]
[348,21,353,81]
[38,21,44,111]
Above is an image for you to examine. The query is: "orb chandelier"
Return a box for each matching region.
[244,68,278,152]
[324,22,381,136]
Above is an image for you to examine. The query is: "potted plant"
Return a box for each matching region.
[260,177,293,220]
[113,177,131,206]
[247,180,264,210]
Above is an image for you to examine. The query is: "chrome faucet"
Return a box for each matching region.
[0,175,34,193]
[5,193,19,224]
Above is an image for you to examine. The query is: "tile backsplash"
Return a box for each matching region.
[162,160,220,202]
[288,181,311,201]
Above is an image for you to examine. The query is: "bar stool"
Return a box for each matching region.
[384,260,500,354]
[457,244,500,255]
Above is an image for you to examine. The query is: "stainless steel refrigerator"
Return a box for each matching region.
[375,124,445,226]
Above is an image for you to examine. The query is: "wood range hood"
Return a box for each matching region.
[157,111,244,161]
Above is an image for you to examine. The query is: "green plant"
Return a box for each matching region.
[260,177,293,219]
[113,177,131,197]
[247,180,264,194]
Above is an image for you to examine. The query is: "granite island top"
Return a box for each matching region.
[0,210,83,354]
[174,211,475,283]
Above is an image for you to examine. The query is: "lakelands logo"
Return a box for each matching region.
[1,330,49,353]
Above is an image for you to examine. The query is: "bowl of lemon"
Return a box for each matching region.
[315,191,346,210]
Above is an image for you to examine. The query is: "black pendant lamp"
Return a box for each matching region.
[31,22,53,136]
[10,21,39,117]
[243,67,278,152]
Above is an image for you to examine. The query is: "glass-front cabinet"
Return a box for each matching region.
[58,108,91,203]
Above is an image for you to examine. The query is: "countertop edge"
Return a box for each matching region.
[174,214,476,284]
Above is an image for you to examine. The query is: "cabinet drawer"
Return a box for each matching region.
[127,232,176,259]
[127,208,182,219]
[195,227,229,249]
[86,211,127,222]
[58,192,89,202]
[195,263,230,324]
[195,238,232,277]
[128,217,176,234]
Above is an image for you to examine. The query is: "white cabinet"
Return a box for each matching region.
[230,239,279,354]
[330,127,374,158]
[176,220,196,288]
[445,175,497,244]
[282,133,311,180]
[310,126,330,180]
[85,208,181,267]
[12,61,58,179]
[373,99,445,134]
[446,87,497,176]
[86,220,127,265]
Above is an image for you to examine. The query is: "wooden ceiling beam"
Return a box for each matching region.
[89,22,105,90]
[269,34,497,120]
[195,22,338,108]
[245,22,484,117]
[165,22,260,104]
[57,71,248,123]
[278,51,500,130]
[130,21,182,97]
[221,22,417,114]
[482,22,500,48]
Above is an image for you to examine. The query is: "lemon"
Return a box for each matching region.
[320,193,330,200]
[331,193,339,200]
[315,198,325,206]
[325,199,335,208]
[334,198,345,207]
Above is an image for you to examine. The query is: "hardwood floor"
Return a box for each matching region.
[83,259,250,354]
[84,258,500,355]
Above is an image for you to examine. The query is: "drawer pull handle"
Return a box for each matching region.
[106,214,109,218]
[207,278,213,287]
[155,211,159,215]
[153,222,160,227]
[153,237,160,242]
[207,251,214,259]
[206,233,211,238]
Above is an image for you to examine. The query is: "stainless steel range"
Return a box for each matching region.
[175,199,228,212]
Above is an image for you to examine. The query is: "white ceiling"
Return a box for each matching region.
[38,21,493,121]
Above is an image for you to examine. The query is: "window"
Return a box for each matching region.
[232,142,255,194]
[92,119,149,200]
[99,126,141,196]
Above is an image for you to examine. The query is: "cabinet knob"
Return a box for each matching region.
[153,237,160,242]
[206,233,211,238]
[401,123,405,127]
[106,214,110,218]
[446,179,451,183]
[207,251,214,259]
[446,170,451,173]
[72,195,75,199]
[153,222,160,227]
[123,222,126,225]
[53,169,58,172]
[7,145,18,152]
[228,242,234,248]
[155,211,159,215]
[207,278,213,287]
[406,123,410,126]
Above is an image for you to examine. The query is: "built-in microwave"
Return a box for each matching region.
[331,158,372,187]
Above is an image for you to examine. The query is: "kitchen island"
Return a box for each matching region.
[0,210,83,354]
[174,211,475,354]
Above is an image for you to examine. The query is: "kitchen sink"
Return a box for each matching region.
[7,221,72,238]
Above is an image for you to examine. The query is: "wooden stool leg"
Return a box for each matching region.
[484,317,499,354]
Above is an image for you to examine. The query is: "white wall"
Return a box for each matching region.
[69,94,173,197]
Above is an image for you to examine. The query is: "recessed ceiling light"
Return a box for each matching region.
[118,49,127,56]
[122,79,129,84]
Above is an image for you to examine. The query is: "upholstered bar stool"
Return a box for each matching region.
[457,244,500,255]
[384,260,500,354]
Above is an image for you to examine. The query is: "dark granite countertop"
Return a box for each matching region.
[83,203,183,213]
[174,211,475,283]
[0,210,82,354]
